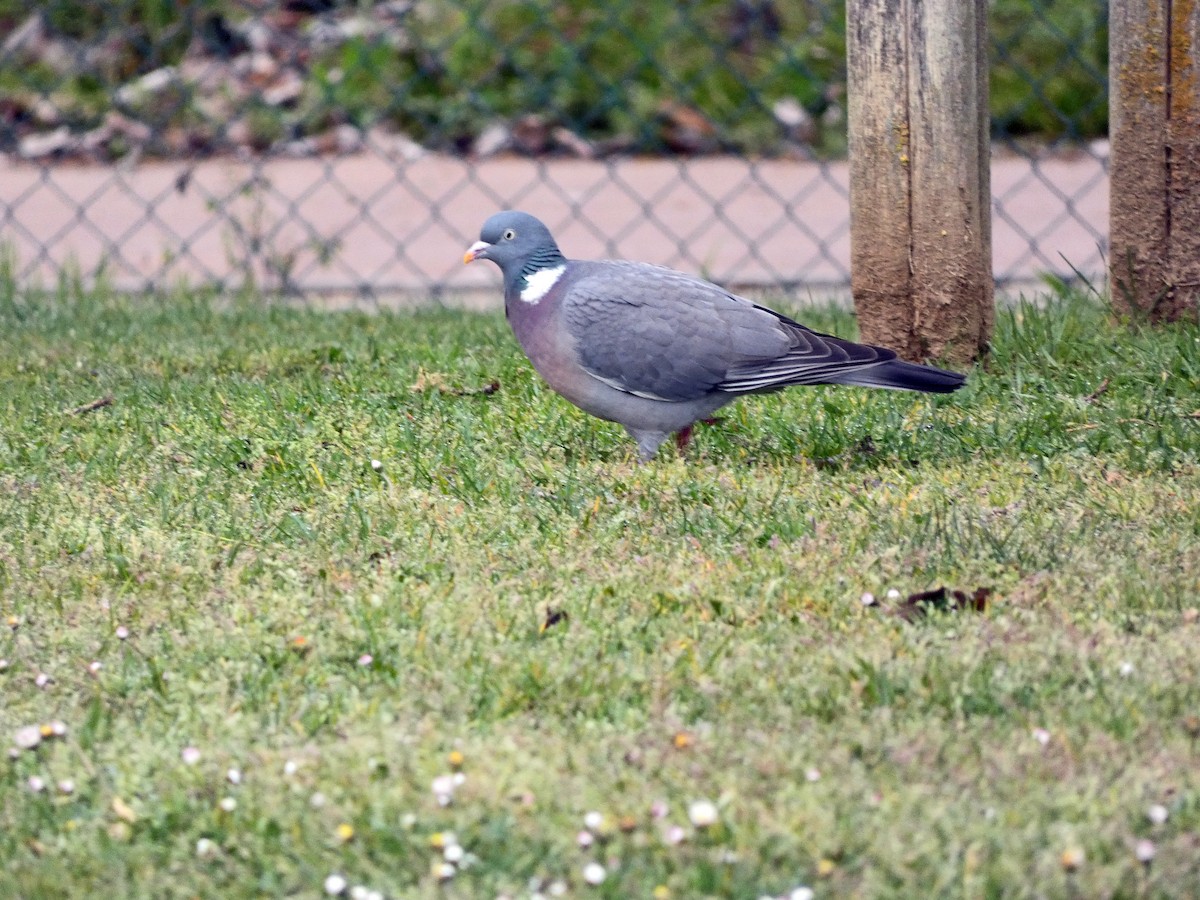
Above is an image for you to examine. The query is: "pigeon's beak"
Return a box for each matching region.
[463,240,491,264]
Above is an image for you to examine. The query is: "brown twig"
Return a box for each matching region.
[1084,378,1110,403]
[68,395,114,416]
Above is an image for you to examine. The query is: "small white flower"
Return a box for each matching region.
[310,792,327,809]
[583,810,605,830]
[452,771,466,786]
[88,661,102,674]
[432,773,457,805]
[688,799,719,828]
[14,725,41,750]
[226,768,242,785]
[886,588,901,601]
[181,746,201,765]
[57,779,75,795]
[650,800,668,819]
[349,887,370,900]
[357,654,373,667]
[28,775,46,793]
[283,759,299,776]
[860,592,876,607]
[370,459,383,472]
[664,824,687,845]
[364,892,383,900]
[1148,803,1169,825]
[582,862,606,885]
[548,880,568,896]
[115,626,130,640]
[7,747,19,760]
[0,659,8,670]
[805,767,821,782]
[790,888,816,900]
[443,843,464,863]
[49,720,67,737]
[1032,728,1051,747]
[1135,838,1156,863]
[196,837,218,858]
[434,861,456,881]
[34,672,51,688]
[324,873,348,895]
[218,796,237,812]
[577,830,594,848]
[1119,661,1134,677]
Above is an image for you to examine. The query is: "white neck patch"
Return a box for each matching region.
[519,265,566,304]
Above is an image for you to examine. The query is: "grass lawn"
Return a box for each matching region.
[1,275,1198,898]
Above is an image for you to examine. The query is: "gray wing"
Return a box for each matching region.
[561,261,894,401]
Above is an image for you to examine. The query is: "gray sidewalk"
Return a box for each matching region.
[0,147,1108,305]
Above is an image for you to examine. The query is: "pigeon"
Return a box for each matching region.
[463,210,966,460]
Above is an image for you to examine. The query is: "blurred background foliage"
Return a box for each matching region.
[0,0,1107,159]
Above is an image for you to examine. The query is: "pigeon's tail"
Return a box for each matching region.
[828,359,966,394]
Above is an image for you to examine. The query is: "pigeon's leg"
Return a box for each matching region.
[675,417,725,452]
[626,427,669,462]
[674,424,695,452]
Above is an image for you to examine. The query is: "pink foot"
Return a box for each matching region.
[675,424,694,451]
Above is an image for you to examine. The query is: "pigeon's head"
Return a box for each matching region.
[463,211,563,278]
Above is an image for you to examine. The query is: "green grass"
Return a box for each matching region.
[1,276,1198,899]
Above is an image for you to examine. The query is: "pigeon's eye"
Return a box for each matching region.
[503,229,516,240]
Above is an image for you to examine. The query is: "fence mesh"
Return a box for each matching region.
[0,0,1108,301]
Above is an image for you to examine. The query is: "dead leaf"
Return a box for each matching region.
[112,796,137,823]
[410,369,499,397]
[896,586,992,621]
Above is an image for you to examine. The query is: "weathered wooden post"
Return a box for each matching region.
[1110,0,1200,322]
[846,0,993,365]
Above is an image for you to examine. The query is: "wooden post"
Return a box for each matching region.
[847,0,992,365]
[1110,0,1200,322]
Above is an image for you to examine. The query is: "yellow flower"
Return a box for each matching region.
[336,823,355,842]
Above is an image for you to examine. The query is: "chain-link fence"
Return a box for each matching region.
[0,0,1108,302]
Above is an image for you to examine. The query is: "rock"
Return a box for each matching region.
[334,124,363,154]
[657,102,716,154]
[772,97,816,145]
[551,127,595,159]
[116,67,179,106]
[263,69,305,106]
[473,122,511,158]
[1,12,46,59]
[511,114,550,155]
[18,126,75,159]
[367,126,425,162]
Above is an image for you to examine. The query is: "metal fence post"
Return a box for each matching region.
[847,0,992,364]
[1110,0,1200,322]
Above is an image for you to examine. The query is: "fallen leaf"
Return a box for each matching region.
[540,606,568,633]
[897,586,991,621]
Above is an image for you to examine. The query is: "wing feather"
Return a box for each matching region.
[560,260,899,401]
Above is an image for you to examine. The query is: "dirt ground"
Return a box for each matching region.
[0,145,1108,307]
